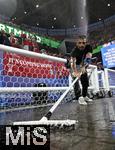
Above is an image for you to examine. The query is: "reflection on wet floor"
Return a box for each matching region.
[112,123,115,140]
[0,98,115,150]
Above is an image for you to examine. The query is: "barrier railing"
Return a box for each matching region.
[104,68,115,91]
[0,44,100,111]
[98,70,106,89]
[97,68,115,97]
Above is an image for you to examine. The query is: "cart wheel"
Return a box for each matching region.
[108,90,113,97]
[88,92,94,99]
[101,90,106,98]
[96,91,103,98]
[91,91,96,99]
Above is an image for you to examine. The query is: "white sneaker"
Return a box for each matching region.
[84,96,93,102]
[78,97,87,105]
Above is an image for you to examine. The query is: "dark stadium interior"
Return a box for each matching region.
[0,0,115,149]
[0,0,114,29]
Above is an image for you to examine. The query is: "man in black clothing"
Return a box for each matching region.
[0,30,4,44]
[71,36,93,105]
[0,30,11,46]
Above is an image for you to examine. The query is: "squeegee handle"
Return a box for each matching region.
[45,77,79,119]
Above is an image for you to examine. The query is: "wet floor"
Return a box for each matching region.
[0,98,115,150]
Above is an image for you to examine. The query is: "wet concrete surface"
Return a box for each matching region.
[0,98,115,149]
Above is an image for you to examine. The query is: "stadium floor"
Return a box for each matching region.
[0,98,115,150]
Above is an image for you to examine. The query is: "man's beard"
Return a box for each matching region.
[79,46,85,50]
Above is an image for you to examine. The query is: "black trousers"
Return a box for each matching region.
[74,72,89,99]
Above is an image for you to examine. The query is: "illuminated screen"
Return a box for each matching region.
[101,42,115,68]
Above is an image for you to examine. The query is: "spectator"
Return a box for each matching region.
[40,49,47,54]
[31,37,40,53]
[23,36,32,51]
[0,30,5,44]
[9,32,18,47]
[2,32,11,46]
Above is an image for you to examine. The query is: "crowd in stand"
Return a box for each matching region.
[0,30,39,51]
[0,17,115,59]
[0,19,60,42]
[0,29,62,57]
[88,22,115,49]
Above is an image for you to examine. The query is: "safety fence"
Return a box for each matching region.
[0,45,102,111]
[97,68,115,97]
